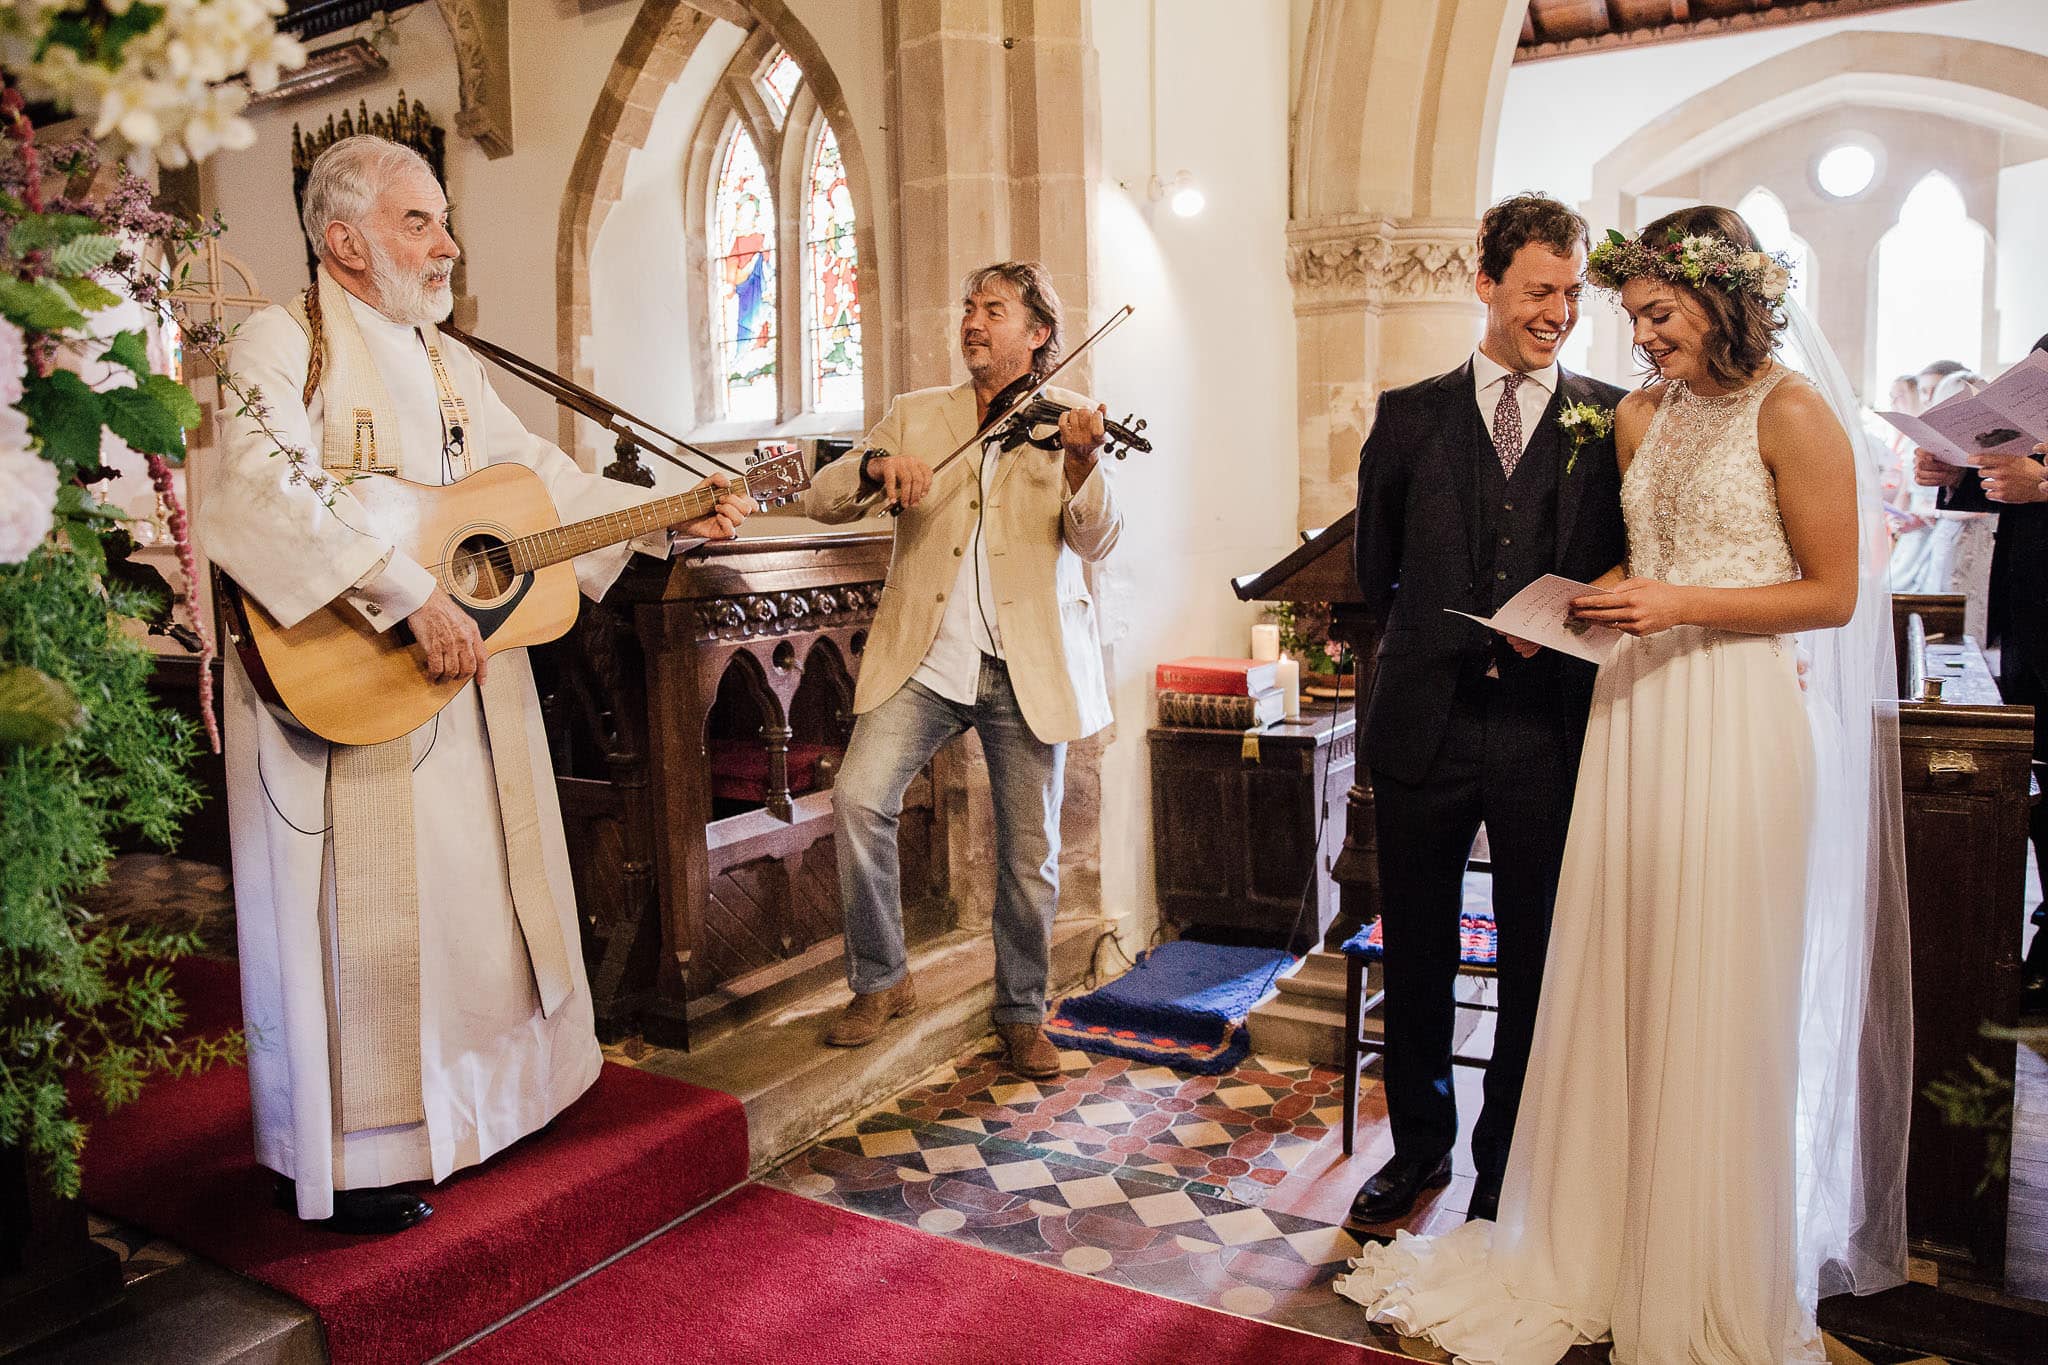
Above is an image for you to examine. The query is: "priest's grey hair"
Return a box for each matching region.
[301,135,435,264]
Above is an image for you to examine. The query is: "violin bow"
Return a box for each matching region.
[918,302,1136,485]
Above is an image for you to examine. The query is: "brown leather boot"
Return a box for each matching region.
[824,977,917,1047]
[996,1022,1061,1080]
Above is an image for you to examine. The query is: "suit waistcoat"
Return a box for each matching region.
[1470,407,1562,612]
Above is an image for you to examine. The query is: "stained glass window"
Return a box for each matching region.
[713,128,777,421]
[804,120,861,410]
[761,51,801,116]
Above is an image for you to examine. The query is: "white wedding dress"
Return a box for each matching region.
[1335,367,1828,1364]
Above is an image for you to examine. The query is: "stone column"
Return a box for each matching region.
[888,0,1103,938]
[1288,213,1483,529]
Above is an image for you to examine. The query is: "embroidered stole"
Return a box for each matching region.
[288,268,575,1139]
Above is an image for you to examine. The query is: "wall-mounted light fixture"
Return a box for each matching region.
[1148,170,1204,218]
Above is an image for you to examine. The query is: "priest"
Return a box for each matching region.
[199,135,753,1234]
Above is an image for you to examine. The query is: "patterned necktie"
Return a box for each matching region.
[1492,371,1526,478]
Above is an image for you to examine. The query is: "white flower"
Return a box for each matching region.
[1759,262,1792,302]
[0,445,59,565]
[0,320,28,455]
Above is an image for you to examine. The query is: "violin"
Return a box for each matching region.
[991,397,1152,459]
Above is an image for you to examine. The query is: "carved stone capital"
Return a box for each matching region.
[435,0,512,159]
[1285,214,1480,313]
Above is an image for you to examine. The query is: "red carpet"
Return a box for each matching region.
[456,1184,1413,1365]
[79,957,748,1365]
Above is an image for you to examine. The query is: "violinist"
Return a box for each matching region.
[803,260,1123,1079]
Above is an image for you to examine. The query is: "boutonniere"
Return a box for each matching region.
[1558,400,1614,474]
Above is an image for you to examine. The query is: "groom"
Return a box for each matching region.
[1348,194,1626,1227]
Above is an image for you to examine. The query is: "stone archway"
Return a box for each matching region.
[554,0,882,462]
[1581,32,2048,384]
[1289,0,1526,528]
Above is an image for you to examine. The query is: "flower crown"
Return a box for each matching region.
[1586,227,1794,304]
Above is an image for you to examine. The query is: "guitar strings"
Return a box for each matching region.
[418,486,727,577]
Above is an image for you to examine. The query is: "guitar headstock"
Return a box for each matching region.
[744,444,813,509]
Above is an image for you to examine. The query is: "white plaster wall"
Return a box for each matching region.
[1088,0,1300,944]
[1494,0,2048,209]
[1997,156,2048,359]
[585,19,749,484]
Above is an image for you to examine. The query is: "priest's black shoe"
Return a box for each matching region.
[274,1177,433,1235]
[1467,1182,1500,1224]
[1346,1153,1453,1225]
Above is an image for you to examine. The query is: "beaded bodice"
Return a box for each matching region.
[1622,367,1799,589]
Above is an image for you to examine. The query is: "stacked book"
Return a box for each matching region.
[1155,656,1284,729]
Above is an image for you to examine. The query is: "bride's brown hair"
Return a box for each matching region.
[1633,204,1788,390]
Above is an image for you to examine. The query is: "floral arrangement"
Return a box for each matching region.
[1267,599,1352,679]
[1557,399,1612,475]
[1586,227,1794,304]
[0,2,305,1200]
[0,0,303,167]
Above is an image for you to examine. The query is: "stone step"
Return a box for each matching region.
[638,917,1100,1172]
[1246,992,1349,1066]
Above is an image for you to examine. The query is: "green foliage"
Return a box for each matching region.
[1923,1052,2015,1197]
[101,384,185,459]
[8,213,103,256]
[0,542,227,1198]
[21,369,105,479]
[100,330,150,380]
[0,662,84,745]
[56,272,121,314]
[0,276,87,333]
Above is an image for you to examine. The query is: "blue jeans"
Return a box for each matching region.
[835,657,1065,1025]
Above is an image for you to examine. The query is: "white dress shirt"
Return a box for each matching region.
[910,437,1104,707]
[1472,349,1557,455]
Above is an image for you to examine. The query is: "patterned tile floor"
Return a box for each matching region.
[764,1031,2014,1364]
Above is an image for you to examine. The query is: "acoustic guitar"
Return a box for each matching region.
[221,449,810,746]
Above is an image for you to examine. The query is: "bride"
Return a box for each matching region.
[1334,205,1912,1363]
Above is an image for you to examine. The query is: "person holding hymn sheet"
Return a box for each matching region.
[1344,195,1628,1231]
[802,261,1120,1080]
[1337,205,1911,1364]
[200,135,754,1234]
[1917,330,2048,1016]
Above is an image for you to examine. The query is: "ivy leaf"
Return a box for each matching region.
[142,374,203,432]
[0,278,87,333]
[101,385,186,459]
[102,331,151,380]
[1606,229,1627,246]
[58,275,122,315]
[0,662,85,747]
[61,514,107,576]
[8,214,103,256]
[46,234,122,278]
[20,370,105,479]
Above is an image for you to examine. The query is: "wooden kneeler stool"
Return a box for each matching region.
[1337,909,1500,1156]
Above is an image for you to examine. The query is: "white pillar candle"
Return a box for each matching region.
[1276,656,1300,719]
[1250,622,1281,663]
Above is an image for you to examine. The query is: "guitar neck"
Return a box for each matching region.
[508,483,727,573]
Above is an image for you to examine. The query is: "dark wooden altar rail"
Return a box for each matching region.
[543,531,949,1049]
[1894,598,2032,1287]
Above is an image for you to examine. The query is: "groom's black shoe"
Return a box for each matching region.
[273,1176,433,1235]
[1346,1153,1453,1225]
[1467,1181,1500,1224]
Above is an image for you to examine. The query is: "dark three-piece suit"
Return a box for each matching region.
[1352,359,1628,1198]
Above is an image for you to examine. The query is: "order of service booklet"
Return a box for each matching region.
[1446,573,1623,666]
[1879,350,2048,466]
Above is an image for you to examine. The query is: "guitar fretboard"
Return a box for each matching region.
[505,483,729,573]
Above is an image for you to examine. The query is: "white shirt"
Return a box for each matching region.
[1472,349,1557,455]
[911,436,1009,705]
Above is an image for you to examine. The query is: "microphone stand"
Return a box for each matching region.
[439,322,751,489]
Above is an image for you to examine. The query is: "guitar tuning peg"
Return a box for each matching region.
[1134,418,1148,433]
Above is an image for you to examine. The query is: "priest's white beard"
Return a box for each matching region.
[367,240,454,326]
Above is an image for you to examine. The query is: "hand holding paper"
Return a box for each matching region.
[1879,350,2048,465]
[1447,573,1622,665]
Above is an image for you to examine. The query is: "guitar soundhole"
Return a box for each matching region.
[449,533,517,604]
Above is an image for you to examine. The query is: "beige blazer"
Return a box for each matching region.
[804,382,1121,744]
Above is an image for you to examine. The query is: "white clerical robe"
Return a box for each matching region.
[199,291,666,1220]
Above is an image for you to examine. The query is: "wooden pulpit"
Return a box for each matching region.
[1233,510,1378,948]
